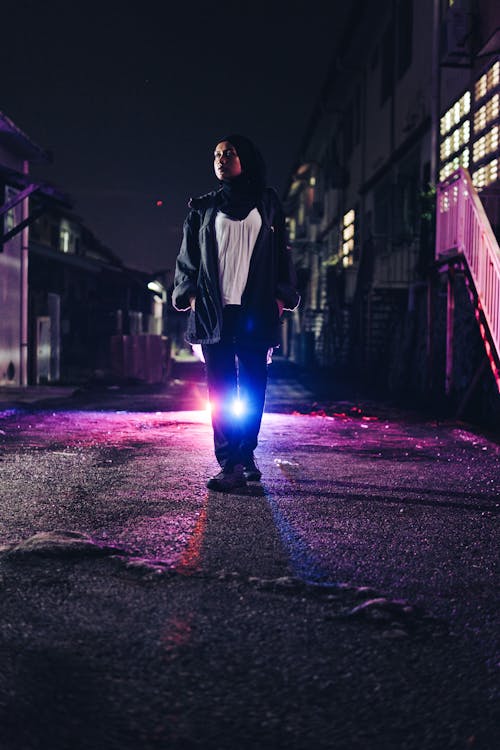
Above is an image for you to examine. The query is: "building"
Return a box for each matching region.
[29,203,167,384]
[0,111,51,386]
[1,111,168,387]
[284,0,500,426]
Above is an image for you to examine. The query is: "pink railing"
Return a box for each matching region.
[436,167,500,390]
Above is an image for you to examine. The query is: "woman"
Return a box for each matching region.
[172,134,300,491]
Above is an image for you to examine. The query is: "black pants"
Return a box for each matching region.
[202,306,269,470]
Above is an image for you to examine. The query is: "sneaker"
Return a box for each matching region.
[243,457,262,482]
[207,464,246,492]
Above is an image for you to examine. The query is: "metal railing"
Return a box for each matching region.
[436,167,500,391]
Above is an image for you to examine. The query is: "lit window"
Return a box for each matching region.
[475,61,500,102]
[440,91,471,136]
[343,223,354,241]
[440,119,470,161]
[343,209,355,226]
[339,209,355,267]
[439,149,470,182]
[474,93,500,134]
[4,189,15,234]
[473,125,499,163]
[59,220,74,253]
[472,158,500,190]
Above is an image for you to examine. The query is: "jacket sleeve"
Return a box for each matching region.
[172,210,201,312]
[273,195,300,311]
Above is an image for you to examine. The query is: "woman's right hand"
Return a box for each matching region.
[189,296,196,311]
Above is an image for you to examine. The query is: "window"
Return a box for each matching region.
[472,159,499,190]
[475,61,499,102]
[474,94,499,134]
[60,228,70,253]
[4,186,18,235]
[473,125,499,163]
[59,219,74,253]
[440,120,470,161]
[440,91,471,136]
[340,209,356,267]
[472,59,500,190]
[439,149,470,182]
[439,90,471,181]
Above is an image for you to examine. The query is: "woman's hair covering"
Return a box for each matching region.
[221,134,267,192]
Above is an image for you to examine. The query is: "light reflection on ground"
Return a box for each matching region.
[0,407,498,590]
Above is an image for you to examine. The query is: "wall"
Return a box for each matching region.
[0,145,22,385]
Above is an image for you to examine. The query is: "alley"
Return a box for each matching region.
[0,361,498,750]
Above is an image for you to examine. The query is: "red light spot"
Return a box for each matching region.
[156,200,163,207]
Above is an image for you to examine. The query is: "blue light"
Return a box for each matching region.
[231,398,246,417]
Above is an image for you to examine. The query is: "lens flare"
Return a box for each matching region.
[231,398,245,417]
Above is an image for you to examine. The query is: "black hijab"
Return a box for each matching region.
[218,134,267,220]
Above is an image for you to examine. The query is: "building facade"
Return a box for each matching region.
[28,203,167,384]
[0,112,48,386]
[1,112,168,387]
[284,0,500,424]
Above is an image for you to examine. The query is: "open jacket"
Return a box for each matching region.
[172,187,300,348]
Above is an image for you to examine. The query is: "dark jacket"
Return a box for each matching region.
[172,187,300,347]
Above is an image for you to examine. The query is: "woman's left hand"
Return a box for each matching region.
[276,299,284,317]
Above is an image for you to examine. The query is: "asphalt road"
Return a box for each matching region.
[0,359,498,749]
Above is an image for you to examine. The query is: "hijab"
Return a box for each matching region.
[218,134,267,221]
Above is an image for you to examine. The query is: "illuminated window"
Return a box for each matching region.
[60,229,70,252]
[439,87,479,182]
[472,158,499,190]
[4,186,18,234]
[473,125,499,163]
[340,209,355,267]
[440,91,471,136]
[440,119,470,161]
[474,93,499,134]
[475,61,500,102]
[439,148,470,182]
[59,219,74,254]
[471,60,500,187]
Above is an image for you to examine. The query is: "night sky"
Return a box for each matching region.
[3,0,351,275]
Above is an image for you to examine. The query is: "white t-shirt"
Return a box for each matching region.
[215,207,262,306]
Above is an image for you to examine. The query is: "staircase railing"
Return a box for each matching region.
[436,167,500,392]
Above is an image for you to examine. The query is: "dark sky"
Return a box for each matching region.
[3,0,349,275]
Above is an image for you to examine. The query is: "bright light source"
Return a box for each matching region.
[206,400,213,414]
[148,280,165,294]
[231,398,246,417]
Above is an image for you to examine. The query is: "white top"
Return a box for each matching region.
[215,207,262,305]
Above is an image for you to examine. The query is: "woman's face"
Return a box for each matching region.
[214,141,242,181]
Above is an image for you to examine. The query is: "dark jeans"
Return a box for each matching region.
[202,306,269,470]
